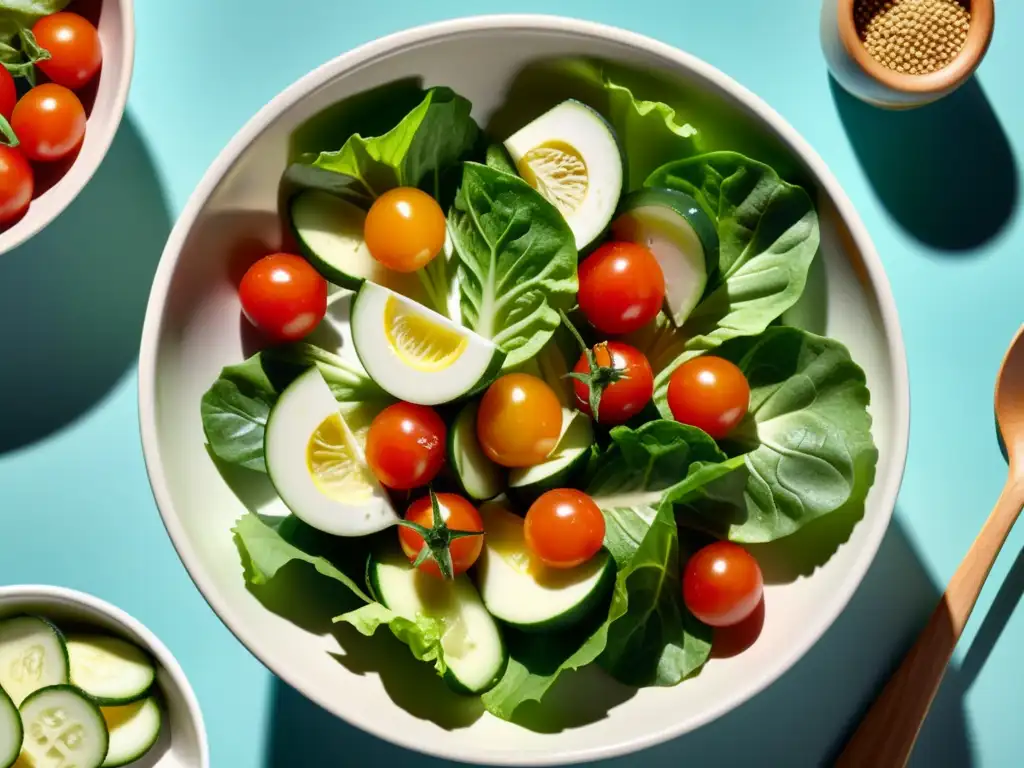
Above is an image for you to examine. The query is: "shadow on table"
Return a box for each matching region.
[830,75,1017,254]
[260,513,999,767]
[0,113,171,455]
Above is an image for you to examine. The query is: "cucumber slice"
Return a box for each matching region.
[289,190,426,300]
[101,698,162,768]
[0,617,69,706]
[350,283,505,406]
[612,188,718,327]
[368,552,507,695]
[508,411,594,505]
[448,401,505,501]
[19,685,108,768]
[67,636,156,706]
[0,685,22,768]
[475,502,615,632]
[504,100,624,251]
[266,367,397,537]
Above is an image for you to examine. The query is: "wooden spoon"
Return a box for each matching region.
[837,325,1024,767]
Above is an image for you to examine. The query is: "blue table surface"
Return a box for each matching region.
[1,0,1022,765]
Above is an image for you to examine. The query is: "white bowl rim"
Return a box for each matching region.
[137,14,910,766]
[0,583,211,767]
[0,0,136,256]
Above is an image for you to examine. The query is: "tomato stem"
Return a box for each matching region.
[558,309,628,423]
[0,115,19,148]
[397,487,483,580]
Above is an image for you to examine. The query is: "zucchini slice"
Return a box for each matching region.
[0,685,21,768]
[448,401,506,501]
[19,685,109,768]
[101,697,162,768]
[67,635,156,706]
[508,411,594,505]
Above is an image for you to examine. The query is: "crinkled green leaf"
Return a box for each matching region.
[233,512,373,603]
[450,162,578,369]
[312,87,478,202]
[334,602,447,676]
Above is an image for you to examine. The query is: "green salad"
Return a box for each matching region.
[201,59,878,722]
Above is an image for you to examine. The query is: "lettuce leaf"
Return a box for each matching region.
[686,327,877,542]
[201,343,389,473]
[312,87,479,202]
[634,152,820,417]
[334,602,447,676]
[450,162,578,369]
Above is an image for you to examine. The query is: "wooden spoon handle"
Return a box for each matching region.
[837,477,1024,768]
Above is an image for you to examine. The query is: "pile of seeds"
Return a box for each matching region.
[855,0,971,75]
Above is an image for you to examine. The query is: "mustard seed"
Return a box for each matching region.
[855,0,971,74]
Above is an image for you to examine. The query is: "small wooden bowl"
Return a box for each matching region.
[821,0,994,109]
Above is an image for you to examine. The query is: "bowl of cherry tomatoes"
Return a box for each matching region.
[0,0,134,254]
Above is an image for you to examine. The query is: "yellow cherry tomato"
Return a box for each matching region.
[476,374,563,468]
[364,187,446,272]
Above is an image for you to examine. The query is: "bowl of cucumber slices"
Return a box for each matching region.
[139,14,908,767]
[0,586,208,768]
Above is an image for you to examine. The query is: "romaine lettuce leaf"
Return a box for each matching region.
[334,603,447,676]
[450,162,578,369]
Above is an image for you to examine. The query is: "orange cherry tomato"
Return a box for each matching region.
[398,493,484,579]
[476,373,562,468]
[365,402,446,490]
[524,489,605,569]
[0,146,33,226]
[578,241,665,335]
[11,84,86,162]
[683,541,763,627]
[667,356,750,440]
[238,253,327,341]
[33,12,103,90]
[364,187,446,272]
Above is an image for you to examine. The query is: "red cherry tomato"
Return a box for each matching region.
[683,541,763,627]
[0,146,33,226]
[33,12,103,90]
[667,356,750,439]
[398,493,484,579]
[238,253,327,341]
[573,342,653,424]
[11,84,86,162]
[476,373,562,467]
[364,187,446,272]
[365,402,446,490]
[578,241,665,335]
[524,489,605,569]
[0,67,16,120]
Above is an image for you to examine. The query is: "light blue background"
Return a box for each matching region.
[0,0,1021,765]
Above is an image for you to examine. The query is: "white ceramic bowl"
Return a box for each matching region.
[138,15,909,766]
[0,585,209,767]
[0,0,135,255]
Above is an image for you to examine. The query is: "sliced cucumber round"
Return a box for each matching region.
[612,188,718,327]
[67,636,155,706]
[475,503,615,633]
[504,99,624,252]
[368,552,507,695]
[448,401,506,501]
[508,411,594,505]
[100,697,162,768]
[19,685,108,768]
[289,190,426,301]
[350,282,505,406]
[266,367,397,537]
[0,685,21,768]
[0,616,69,706]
